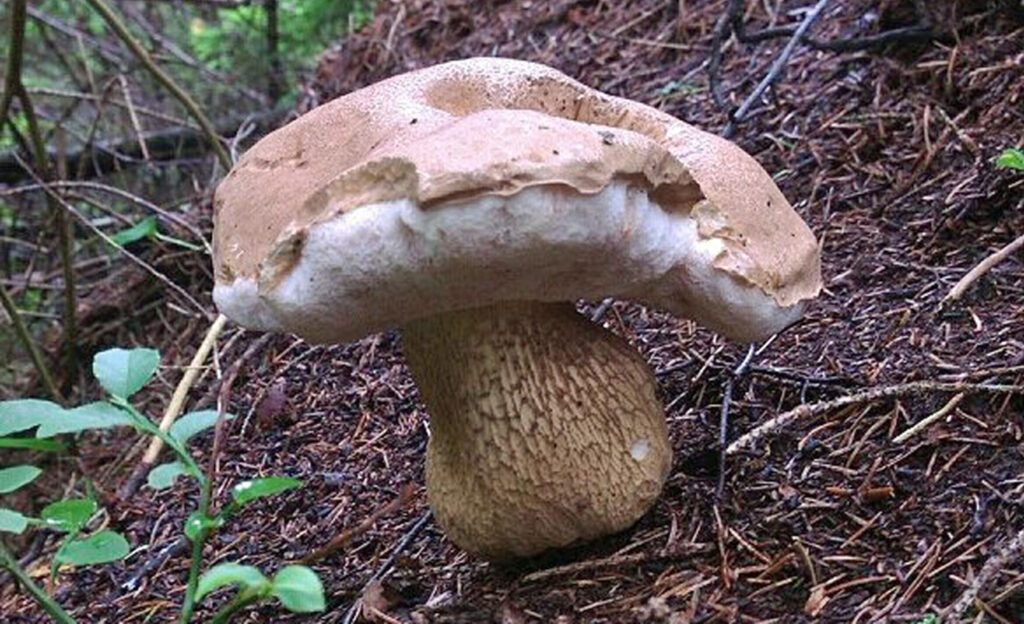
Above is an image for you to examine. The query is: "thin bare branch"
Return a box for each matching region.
[3,0,80,383]
[84,0,234,170]
[945,232,1024,302]
[0,284,61,401]
[725,0,831,136]
[727,381,1024,456]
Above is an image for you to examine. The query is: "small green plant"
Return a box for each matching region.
[996,147,1024,171]
[0,347,324,623]
[110,216,202,251]
[197,562,326,623]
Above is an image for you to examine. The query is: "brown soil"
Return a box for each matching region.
[3,0,1023,623]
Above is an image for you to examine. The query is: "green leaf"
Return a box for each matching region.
[184,511,223,541]
[996,147,1024,171]
[0,465,42,493]
[196,562,270,602]
[35,402,133,438]
[169,410,232,445]
[110,216,158,246]
[92,347,161,398]
[271,565,326,613]
[55,530,130,566]
[0,437,66,452]
[147,461,187,489]
[0,399,65,436]
[0,508,29,534]
[231,476,302,507]
[41,498,97,533]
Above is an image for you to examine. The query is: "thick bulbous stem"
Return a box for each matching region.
[401,301,671,560]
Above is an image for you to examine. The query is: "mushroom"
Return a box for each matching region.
[212,58,821,560]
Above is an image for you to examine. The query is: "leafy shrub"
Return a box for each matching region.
[0,347,323,623]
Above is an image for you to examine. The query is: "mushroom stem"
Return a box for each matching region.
[401,301,671,560]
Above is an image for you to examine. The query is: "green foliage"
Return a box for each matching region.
[1,346,318,623]
[231,476,302,507]
[169,410,231,445]
[188,0,374,100]
[0,465,43,493]
[0,399,67,436]
[996,147,1024,171]
[270,565,327,613]
[92,347,161,398]
[147,461,187,489]
[0,438,66,452]
[41,498,97,533]
[36,402,133,437]
[0,508,30,534]
[110,217,202,252]
[184,510,223,541]
[110,216,160,246]
[54,530,130,566]
[197,562,270,601]
[196,562,326,620]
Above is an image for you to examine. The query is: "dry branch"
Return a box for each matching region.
[944,527,1024,621]
[726,381,1024,455]
[944,232,1024,302]
[2,0,78,390]
[724,0,830,136]
[299,484,414,564]
[84,0,233,170]
[890,392,964,444]
[0,109,285,184]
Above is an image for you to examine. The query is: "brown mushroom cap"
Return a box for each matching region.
[213,57,821,344]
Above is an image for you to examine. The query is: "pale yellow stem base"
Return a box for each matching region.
[402,301,671,560]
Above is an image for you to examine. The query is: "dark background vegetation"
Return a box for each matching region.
[2,0,1023,622]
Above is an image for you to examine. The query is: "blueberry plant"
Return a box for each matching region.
[0,348,324,623]
[996,147,1024,171]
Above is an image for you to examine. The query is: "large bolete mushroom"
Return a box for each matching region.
[212,58,821,560]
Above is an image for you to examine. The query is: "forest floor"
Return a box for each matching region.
[3,0,1024,622]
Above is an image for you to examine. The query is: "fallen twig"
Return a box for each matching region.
[891,392,964,444]
[707,0,744,108]
[725,0,831,137]
[208,333,275,486]
[944,232,1024,302]
[726,381,1024,456]
[342,510,433,624]
[717,344,756,499]
[118,315,228,499]
[11,151,209,316]
[521,543,713,584]
[298,484,415,564]
[944,527,1024,621]
[120,537,189,593]
[0,282,60,402]
[84,0,232,170]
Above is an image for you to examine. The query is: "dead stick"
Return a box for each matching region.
[119,315,228,498]
[342,510,433,624]
[944,232,1024,302]
[944,527,1024,621]
[522,543,713,584]
[208,333,275,488]
[717,344,756,499]
[298,484,414,565]
[726,381,1024,455]
[83,0,232,170]
[725,0,830,136]
[891,392,964,444]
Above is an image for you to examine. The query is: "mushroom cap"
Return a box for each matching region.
[213,57,821,343]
